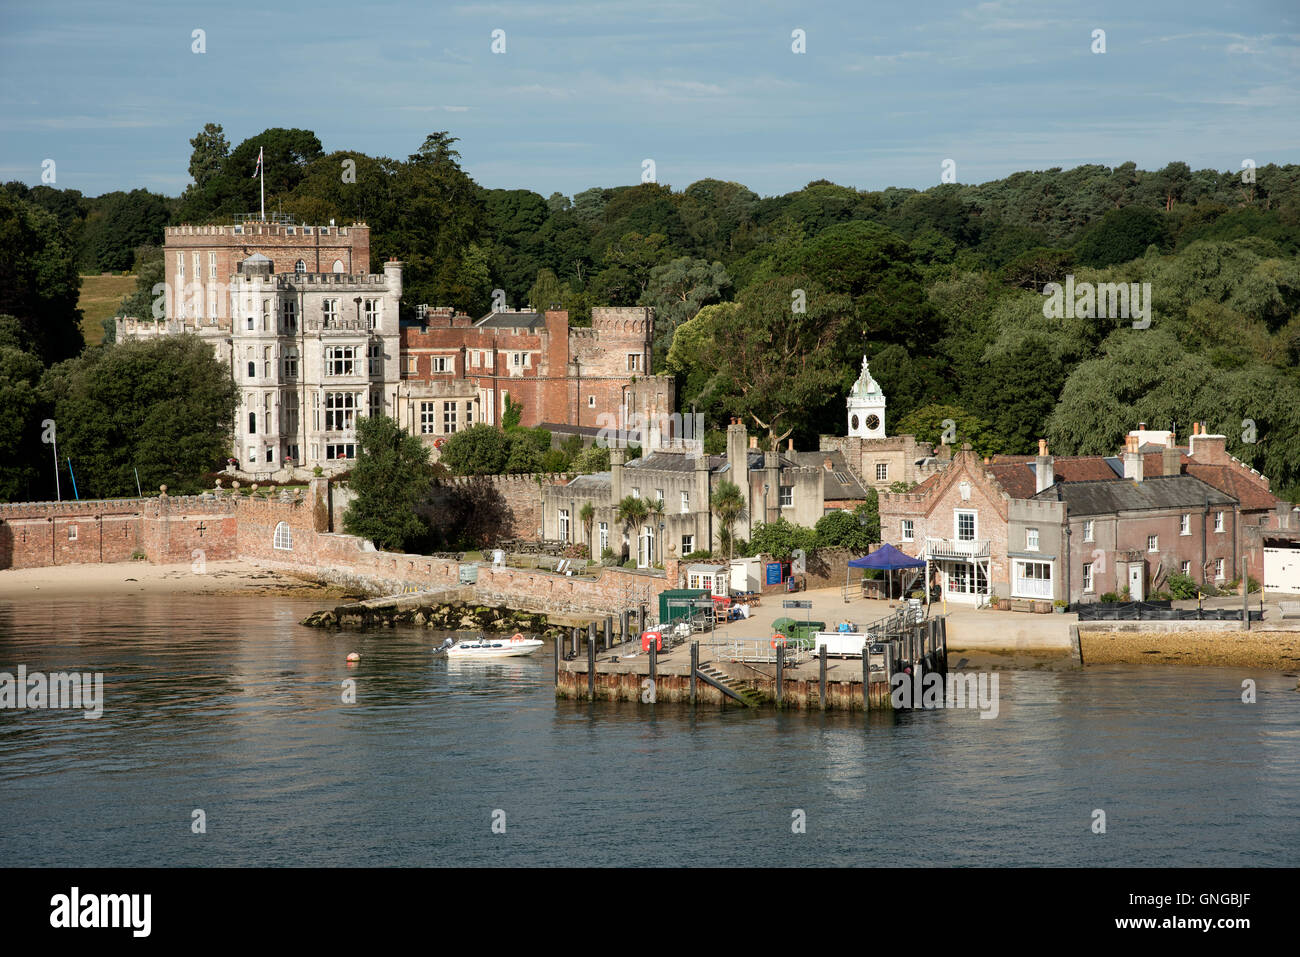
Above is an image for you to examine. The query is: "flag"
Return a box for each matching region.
[252,147,263,179]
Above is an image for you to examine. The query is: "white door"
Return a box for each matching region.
[1128,563,1144,601]
[1264,547,1300,594]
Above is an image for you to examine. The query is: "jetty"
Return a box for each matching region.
[554,603,948,711]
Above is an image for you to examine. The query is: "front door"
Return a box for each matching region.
[1128,562,1144,601]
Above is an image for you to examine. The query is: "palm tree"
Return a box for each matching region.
[711,480,748,561]
[648,497,665,565]
[579,502,595,558]
[616,495,650,566]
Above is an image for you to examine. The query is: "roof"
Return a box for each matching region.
[626,452,724,472]
[1030,475,1236,515]
[475,311,545,330]
[790,450,870,500]
[242,252,272,263]
[1186,463,1280,511]
[564,473,611,490]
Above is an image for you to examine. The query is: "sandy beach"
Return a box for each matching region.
[1079,629,1300,672]
[0,560,354,600]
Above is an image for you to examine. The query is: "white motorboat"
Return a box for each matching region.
[438,634,544,658]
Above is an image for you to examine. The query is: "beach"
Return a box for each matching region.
[0,560,354,601]
[1079,629,1300,671]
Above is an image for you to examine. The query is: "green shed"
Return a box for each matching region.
[659,589,711,626]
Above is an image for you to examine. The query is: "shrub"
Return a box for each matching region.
[1100,591,1120,602]
[1166,572,1199,600]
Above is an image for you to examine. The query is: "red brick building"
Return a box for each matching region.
[398,304,673,438]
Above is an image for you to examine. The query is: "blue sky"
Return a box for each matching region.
[1,0,1297,199]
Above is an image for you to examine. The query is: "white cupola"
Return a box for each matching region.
[847,355,886,439]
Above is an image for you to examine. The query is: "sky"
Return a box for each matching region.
[1,0,1297,200]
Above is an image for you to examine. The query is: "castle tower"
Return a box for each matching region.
[847,355,886,439]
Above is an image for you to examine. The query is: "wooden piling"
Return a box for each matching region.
[862,646,869,711]
[587,630,595,699]
[776,643,785,706]
[620,610,628,647]
[649,640,657,693]
[818,645,827,711]
[604,616,612,651]
[553,633,560,686]
[690,642,698,705]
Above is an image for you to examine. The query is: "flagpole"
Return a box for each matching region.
[259,147,265,221]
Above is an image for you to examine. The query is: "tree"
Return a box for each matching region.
[343,415,432,552]
[1074,206,1171,267]
[579,502,595,552]
[749,517,817,561]
[814,508,874,552]
[438,423,511,475]
[501,394,523,430]
[187,123,230,192]
[616,495,650,564]
[0,190,83,364]
[895,404,995,457]
[39,334,235,497]
[711,479,747,560]
[639,257,731,370]
[707,276,851,448]
[0,326,47,500]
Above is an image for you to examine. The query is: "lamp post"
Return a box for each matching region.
[659,520,664,567]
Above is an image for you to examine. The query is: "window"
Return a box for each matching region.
[263,346,271,377]
[325,443,355,460]
[631,487,639,500]
[368,343,382,377]
[325,392,357,431]
[286,444,299,462]
[332,259,344,273]
[283,393,299,434]
[681,534,694,555]
[558,509,570,542]
[1214,511,1225,533]
[266,447,274,463]
[177,252,185,278]
[322,299,338,325]
[286,227,295,235]
[1214,558,1225,580]
[875,463,888,482]
[1026,528,1039,551]
[1013,559,1053,599]
[248,412,257,435]
[419,402,437,435]
[902,519,914,542]
[443,402,458,434]
[283,348,298,379]
[598,522,608,555]
[247,361,256,378]
[1082,562,1094,593]
[405,356,418,375]
[681,491,690,514]
[588,395,596,408]
[209,252,217,278]
[68,525,77,541]
[283,300,297,332]
[1180,513,1191,535]
[956,510,976,542]
[465,401,473,427]
[247,316,255,330]
[325,346,355,376]
[627,354,642,372]
[431,356,450,373]
[364,299,379,329]
[1147,535,1158,553]
[1181,560,1191,576]
[1083,520,1094,542]
[779,485,793,507]
[295,260,306,275]
[247,446,256,463]
[511,352,527,367]
[192,253,199,281]
[655,489,664,506]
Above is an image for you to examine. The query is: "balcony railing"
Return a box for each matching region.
[924,537,991,561]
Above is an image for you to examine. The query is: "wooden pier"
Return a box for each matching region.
[554,608,948,711]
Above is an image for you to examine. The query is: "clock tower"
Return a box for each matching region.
[847,356,886,439]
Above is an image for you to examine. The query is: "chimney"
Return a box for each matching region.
[787,438,795,452]
[823,457,833,471]
[1188,429,1228,465]
[726,418,750,500]
[1162,445,1181,477]
[749,436,758,450]
[610,447,625,502]
[1035,439,1054,493]
[1123,434,1144,482]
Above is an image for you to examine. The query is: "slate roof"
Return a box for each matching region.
[626,452,727,472]
[475,311,545,330]
[1030,475,1236,515]
[790,450,870,501]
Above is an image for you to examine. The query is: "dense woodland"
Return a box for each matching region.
[2,122,1299,503]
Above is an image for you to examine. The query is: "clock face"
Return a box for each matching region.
[865,414,880,432]
[850,414,859,430]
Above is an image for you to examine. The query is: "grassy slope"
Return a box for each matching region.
[77,273,136,346]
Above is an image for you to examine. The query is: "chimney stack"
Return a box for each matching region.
[1162,444,1181,477]
[726,418,750,500]
[787,438,795,452]
[1035,439,1054,493]
[1123,434,1144,482]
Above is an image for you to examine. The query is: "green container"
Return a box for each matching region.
[659,589,710,626]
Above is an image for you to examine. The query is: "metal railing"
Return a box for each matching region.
[705,637,811,665]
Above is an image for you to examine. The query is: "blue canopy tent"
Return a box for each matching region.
[847,544,927,604]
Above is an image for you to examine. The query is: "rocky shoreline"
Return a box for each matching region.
[300,600,563,638]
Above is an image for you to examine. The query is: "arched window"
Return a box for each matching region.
[332,259,345,273]
[249,412,257,434]
[294,260,306,275]
[247,361,256,378]
[273,522,293,550]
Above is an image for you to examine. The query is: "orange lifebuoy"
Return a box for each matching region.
[770,634,787,649]
[510,633,525,642]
